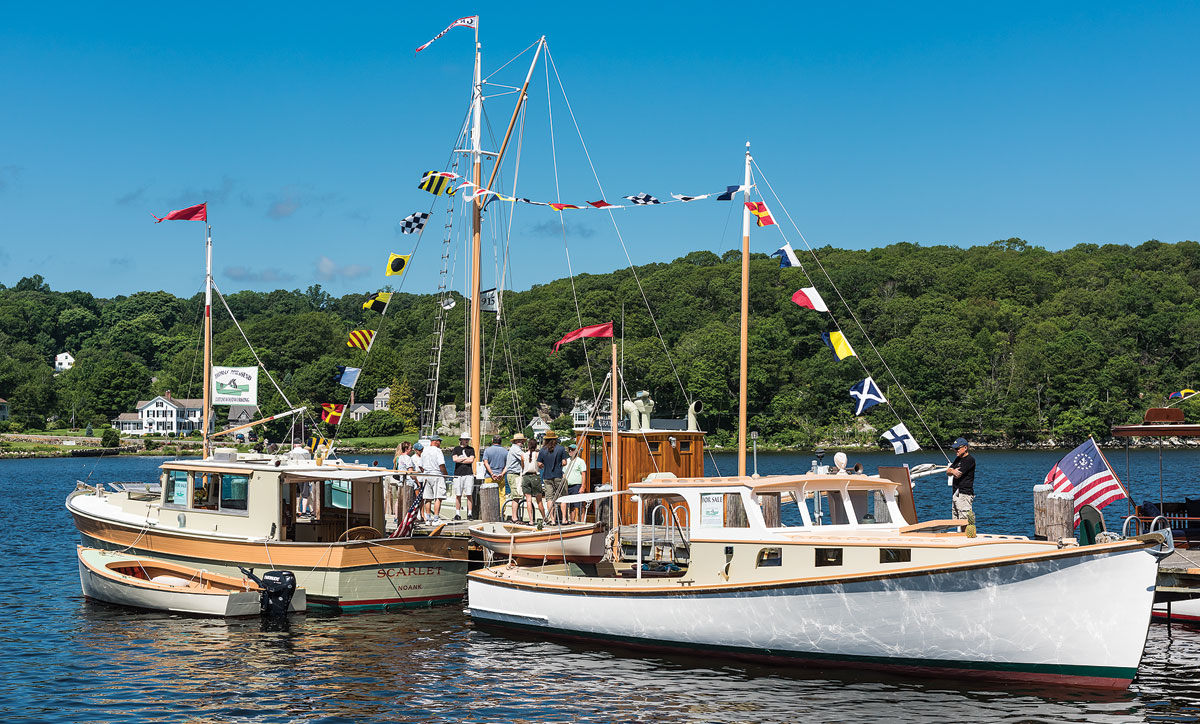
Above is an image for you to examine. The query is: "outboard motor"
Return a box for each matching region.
[239,567,297,618]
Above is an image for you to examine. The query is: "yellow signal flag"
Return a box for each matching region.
[823,331,856,360]
[386,254,411,277]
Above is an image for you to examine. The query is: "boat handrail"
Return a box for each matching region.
[1121,515,1142,537]
[648,503,691,564]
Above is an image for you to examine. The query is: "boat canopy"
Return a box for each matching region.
[282,469,391,484]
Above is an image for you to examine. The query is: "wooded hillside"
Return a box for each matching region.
[1,238,1196,448]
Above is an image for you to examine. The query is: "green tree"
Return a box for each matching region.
[101,427,120,447]
[390,376,418,431]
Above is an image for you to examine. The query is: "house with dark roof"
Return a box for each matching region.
[111,392,213,436]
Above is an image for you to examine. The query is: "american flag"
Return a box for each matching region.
[391,484,424,538]
[1043,438,1127,520]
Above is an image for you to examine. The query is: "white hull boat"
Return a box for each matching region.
[77,545,306,617]
[469,521,606,563]
[468,472,1168,688]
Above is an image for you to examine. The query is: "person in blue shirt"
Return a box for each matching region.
[537,431,568,524]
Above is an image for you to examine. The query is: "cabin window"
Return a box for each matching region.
[724,493,750,528]
[220,474,250,512]
[193,473,219,509]
[647,441,661,453]
[756,547,783,567]
[679,440,691,452]
[880,548,911,564]
[815,548,843,567]
[324,480,352,509]
[805,490,850,525]
[165,470,189,506]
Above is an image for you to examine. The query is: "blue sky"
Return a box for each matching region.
[1,2,1197,298]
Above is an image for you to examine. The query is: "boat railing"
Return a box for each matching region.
[649,503,691,564]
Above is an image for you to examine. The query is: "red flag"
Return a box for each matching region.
[152,203,207,223]
[745,202,775,227]
[588,200,614,208]
[552,321,614,352]
[321,403,346,424]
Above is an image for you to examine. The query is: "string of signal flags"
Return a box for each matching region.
[395,171,779,233]
[146,201,912,450]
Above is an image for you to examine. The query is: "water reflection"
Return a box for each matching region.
[7,455,1200,722]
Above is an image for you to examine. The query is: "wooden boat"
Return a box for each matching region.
[469,471,1170,689]
[76,545,306,616]
[68,454,470,612]
[469,521,606,563]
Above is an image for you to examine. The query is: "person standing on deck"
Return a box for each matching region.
[450,433,476,521]
[419,438,448,523]
[482,434,509,519]
[563,442,588,523]
[538,431,568,524]
[504,434,527,522]
[948,437,976,520]
[522,437,546,524]
[391,441,415,519]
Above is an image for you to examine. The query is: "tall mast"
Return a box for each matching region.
[611,340,619,532]
[468,34,543,458]
[202,221,213,458]
[738,143,751,476]
[468,25,484,457]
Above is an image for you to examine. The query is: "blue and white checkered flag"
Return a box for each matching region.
[850,376,887,415]
[882,422,920,454]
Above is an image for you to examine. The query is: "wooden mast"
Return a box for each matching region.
[468,26,484,458]
[468,36,544,457]
[611,339,619,532]
[202,221,213,459]
[737,143,751,476]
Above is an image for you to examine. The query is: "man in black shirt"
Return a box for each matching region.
[947,436,976,520]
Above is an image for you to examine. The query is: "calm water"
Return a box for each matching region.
[4,451,1200,723]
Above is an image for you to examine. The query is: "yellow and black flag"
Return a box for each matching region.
[418,171,456,196]
[347,329,375,350]
[385,254,411,277]
[363,292,392,313]
[307,434,328,453]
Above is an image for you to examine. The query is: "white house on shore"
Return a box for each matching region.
[111,393,213,436]
[347,402,374,421]
[374,387,390,411]
[0,398,8,422]
[55,352,75,372]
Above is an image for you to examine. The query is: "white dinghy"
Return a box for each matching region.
[76,546,306,617]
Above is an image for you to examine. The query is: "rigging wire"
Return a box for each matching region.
[543,44,692,411]
[751,160,950,463]
[544,50,598,401]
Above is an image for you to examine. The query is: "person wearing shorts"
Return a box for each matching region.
[521,437,546,524]
[450,433,476,520]
[538,431,568,525]
[419,439,448,524]
[563,442,587,523]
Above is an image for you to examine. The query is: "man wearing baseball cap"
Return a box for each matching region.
[947,437,976,521]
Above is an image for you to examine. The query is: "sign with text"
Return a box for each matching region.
[700,493,724,527]
[212,366,258,405]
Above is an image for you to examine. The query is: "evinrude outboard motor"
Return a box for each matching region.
[239,567,297,618]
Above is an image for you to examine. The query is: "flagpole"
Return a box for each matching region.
[611,339,620,538]
[738,143,752,477]
[202,220,213,459]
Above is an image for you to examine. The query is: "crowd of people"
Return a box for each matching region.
[390,430,590,526]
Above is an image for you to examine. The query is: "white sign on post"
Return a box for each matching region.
[700,493,724,528]
[212,366,258,405]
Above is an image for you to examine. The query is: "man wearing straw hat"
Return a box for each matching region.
[538,430,568,524]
